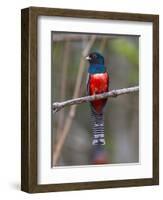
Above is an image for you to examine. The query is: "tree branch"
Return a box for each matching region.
[56,38,70,140]
[52,34,117,42]
[52,36,96,166]
[53,86,139,113]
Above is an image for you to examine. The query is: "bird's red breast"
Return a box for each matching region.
[89,72,109,113]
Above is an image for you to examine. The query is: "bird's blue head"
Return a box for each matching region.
[86,52,106,74]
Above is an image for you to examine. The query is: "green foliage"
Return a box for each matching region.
[110,38,139,85]
[111,38,139,66]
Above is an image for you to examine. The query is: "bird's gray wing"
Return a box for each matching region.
[86,73,90,96]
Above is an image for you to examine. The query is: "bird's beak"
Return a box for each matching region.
[85,56,91,61]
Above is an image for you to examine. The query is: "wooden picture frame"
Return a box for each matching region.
[21,7,159,193]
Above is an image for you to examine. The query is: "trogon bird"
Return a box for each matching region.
[86,52,109,146]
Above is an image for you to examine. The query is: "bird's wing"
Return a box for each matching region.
[86,73,90,95]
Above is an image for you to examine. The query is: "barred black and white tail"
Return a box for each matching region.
[91,110,105,145]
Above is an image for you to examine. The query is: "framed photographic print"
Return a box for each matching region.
[21,7,159,193]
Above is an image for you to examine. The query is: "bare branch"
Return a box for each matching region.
[53,86,139,113]
[99,37,107,53]
[52,34,117,42]
[52,36,96,166]
[56,39,70,140]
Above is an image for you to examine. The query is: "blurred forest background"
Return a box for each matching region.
[52,32,139,167]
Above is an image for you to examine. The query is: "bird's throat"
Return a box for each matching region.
[88,64,106,74]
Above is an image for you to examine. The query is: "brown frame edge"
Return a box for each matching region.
[21,7,159,193]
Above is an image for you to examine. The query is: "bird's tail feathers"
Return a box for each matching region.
[91,110,105,145]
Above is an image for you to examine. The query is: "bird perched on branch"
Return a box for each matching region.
[86,52,109,146]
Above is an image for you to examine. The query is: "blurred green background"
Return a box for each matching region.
[52,32,139,167]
